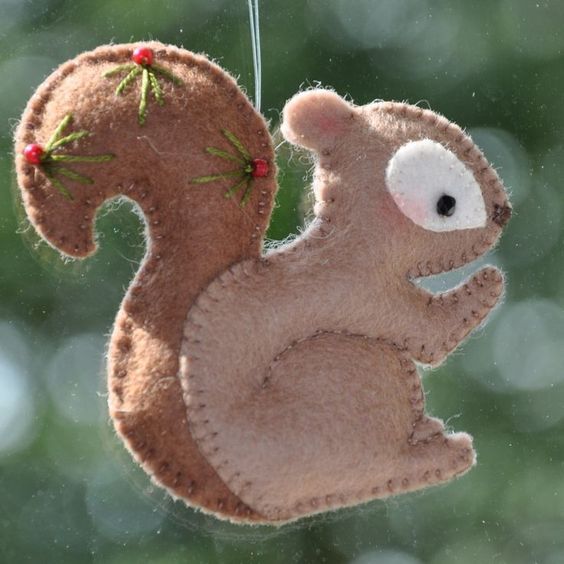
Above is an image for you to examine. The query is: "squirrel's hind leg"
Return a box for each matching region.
[185,331,443,523]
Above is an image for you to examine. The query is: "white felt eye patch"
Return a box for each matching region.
[386,139,487,232]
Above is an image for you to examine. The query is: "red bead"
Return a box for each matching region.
[251,158,269,178]
[132,46,154,66]
[23,143,44,165]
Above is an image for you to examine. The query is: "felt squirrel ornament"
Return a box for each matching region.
[14,42,511,525]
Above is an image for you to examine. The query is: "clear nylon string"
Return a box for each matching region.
[247,0,262,112]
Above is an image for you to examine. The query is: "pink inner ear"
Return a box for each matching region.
[317,114,345,136]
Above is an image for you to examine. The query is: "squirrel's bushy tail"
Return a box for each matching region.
[14,42,277,522]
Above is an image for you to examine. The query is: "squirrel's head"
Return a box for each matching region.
[281,89,511,276]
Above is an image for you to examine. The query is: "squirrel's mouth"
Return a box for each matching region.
[413,256,499,295]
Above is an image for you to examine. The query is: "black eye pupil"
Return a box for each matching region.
[437,194,456,217]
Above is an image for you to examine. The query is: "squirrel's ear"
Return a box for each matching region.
[281,90,355,152]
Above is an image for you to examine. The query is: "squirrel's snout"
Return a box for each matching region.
[492,203,512,227]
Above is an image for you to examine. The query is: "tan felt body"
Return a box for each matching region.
[181,94,510,523]
[14,45,510,525]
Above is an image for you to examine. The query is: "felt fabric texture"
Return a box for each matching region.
[14,43,511,526]
[180,91,511,523]
[14,42,277,522]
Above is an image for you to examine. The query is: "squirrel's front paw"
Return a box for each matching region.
[405,266,504,366]
[447,266,504,345]
[469,266,505,308]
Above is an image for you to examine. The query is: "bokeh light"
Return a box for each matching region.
[0,323,37,457]
[85,470,167,542]
[45,333,106,425]
[493,299,564,392]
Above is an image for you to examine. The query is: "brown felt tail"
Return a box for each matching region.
[14,42,278,521]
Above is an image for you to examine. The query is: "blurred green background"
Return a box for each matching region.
[2,0,564,562]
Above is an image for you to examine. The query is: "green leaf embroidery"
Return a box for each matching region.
[34,114,115,200]
[190,129,267,207]
[104,57,183,125]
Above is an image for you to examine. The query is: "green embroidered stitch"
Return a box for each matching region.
[191,129,261,207]
[148,72,164,106]
[139,68,150,125]
[103,59,183,126]
[150,64,183,85]
[37,114,115,200]
[116,66,142,95]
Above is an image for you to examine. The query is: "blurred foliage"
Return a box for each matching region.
[2,0,564,563]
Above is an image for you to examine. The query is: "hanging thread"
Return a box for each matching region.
[247,0,262,112]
